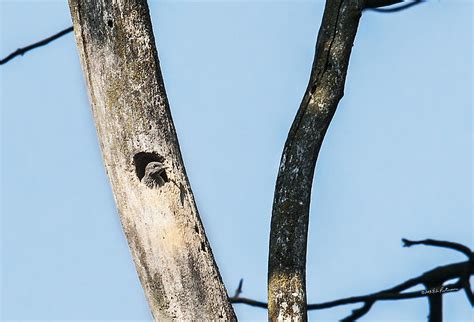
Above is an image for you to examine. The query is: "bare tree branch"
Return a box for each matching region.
[0,26,73,65]
[267,0,430,319]
[341,301,374,322]
[0,1,422,66]
[268,0,365,319]
[402,238,473,260]
[235,240,473,320]
[364,0,404,8]
[230,280,464,310]
[230,296,267,309]
[233,279,244,298]
[365,0,425,12]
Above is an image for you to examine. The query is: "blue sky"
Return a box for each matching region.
[1,0,472,321]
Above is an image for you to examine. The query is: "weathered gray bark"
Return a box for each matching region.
[68,1,236,320]
[268,0,364,320]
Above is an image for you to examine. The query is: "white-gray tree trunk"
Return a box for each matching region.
[68,1,236,320]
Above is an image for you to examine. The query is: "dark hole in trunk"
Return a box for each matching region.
[133,152,169,184]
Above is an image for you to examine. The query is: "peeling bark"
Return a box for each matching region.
[268,0,364,320]
[68,1,236,320]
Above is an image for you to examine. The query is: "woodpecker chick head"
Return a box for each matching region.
[145,161,165,175]
[142,161,167,188]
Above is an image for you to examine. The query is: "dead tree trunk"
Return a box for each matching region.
[268,0,364,320]
[68,1,236,320]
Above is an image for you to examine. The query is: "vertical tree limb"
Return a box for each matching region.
[68,0,236,320]
[427,293,443,322]
[425,282,443,322]
[268,0,364,320]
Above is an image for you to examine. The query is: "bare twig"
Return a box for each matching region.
[230,281,464,309]
[233,279,244,298]
[341,301,374,322]
[0,1,424,66]
[233,239,473,321]
[402,238,473,260]
[0,26,73,65]
[230,296,267,309]
[365,0,425,12]
[364,0,404,8]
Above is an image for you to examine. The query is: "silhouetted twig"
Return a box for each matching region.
[402,238,473,260]
[365,0,404,8]
[229,239,473,321]
[0,26,73,65]
[365,0,425,12]
[0,1,425,66]
[230,295,267,309]
[229,281,464,309]
[233,278,244,298]
[341,301,374,322]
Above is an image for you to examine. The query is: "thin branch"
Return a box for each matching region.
[229,279,266,308]
[402,238,473,260]
[233,279,244,298]
[341,301,374,322]
[364,0,404,8]
[229,281,463,310]
[233,239,472,320]
[310,281,461,310]
[0,26,73,65]
[366,0,425,12]
[230,296,267,309]
[0,1,425,66]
